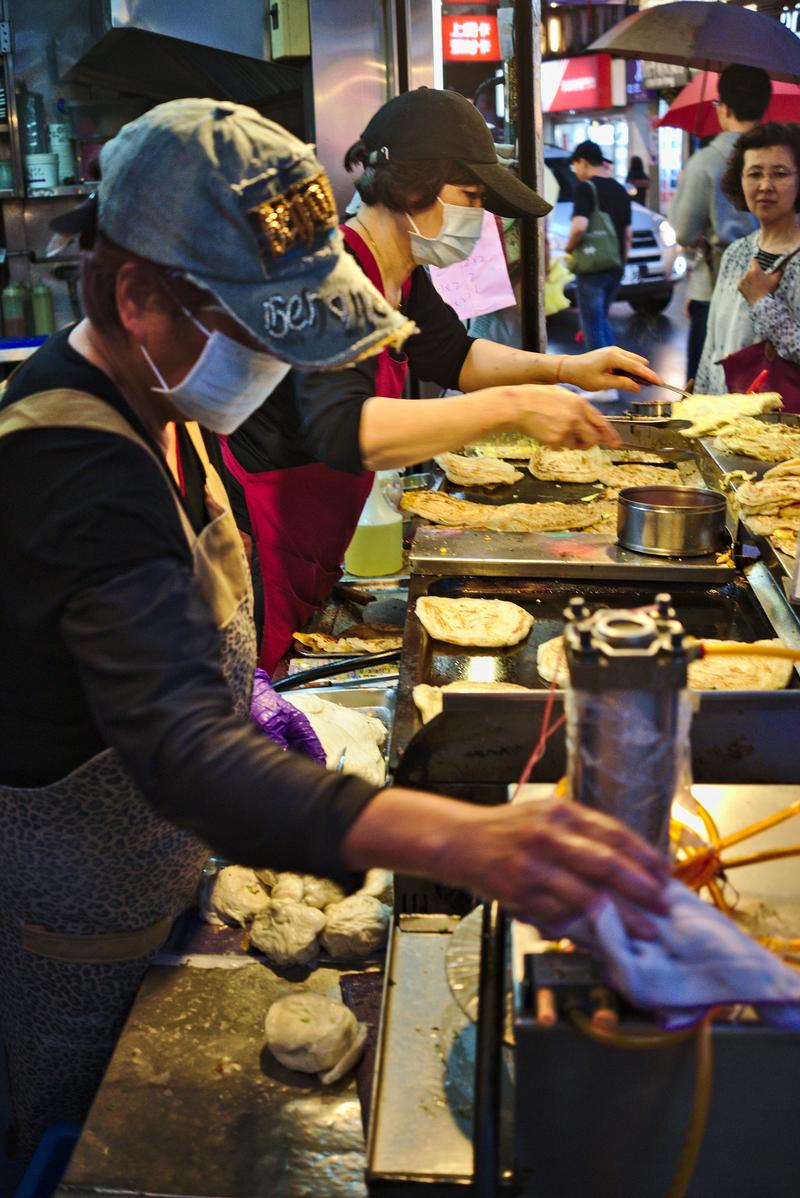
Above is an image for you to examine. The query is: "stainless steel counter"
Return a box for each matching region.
[57,960,376,1198]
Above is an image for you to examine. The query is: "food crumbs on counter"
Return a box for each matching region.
[214,1056,243,1076]
[715,548,735,567]
[439,547,447,554]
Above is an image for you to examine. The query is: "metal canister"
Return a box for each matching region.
[563,594,691,854]
[617,486,726,557]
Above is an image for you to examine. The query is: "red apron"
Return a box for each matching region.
[221,225,409,672]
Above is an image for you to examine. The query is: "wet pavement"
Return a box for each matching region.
[547,277,691,414]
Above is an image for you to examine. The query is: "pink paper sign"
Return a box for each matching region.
[429,210,516,320]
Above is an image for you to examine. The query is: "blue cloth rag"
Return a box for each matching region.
[568,879,800,1030]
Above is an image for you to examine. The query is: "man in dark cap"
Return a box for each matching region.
[566,140,632,357]
[668,64,772,381]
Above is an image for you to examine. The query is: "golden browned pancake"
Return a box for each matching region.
[677,393,783,439]
[763,457,800,480]
[582,500,618,535]
[599,463,683,489]
[413,680,531,724]
[746,504,800,535]
[435,452,523,487]
[536,635,568,686]
[736,476,800,514]
[715,418,800,462]
[770,528,798,557]
[688,639,793,690]
[609,448,669,465]
[415,596,534,647]
[464,433,540,459]
[529,445,607,483]
[400,490,598,532]
[294,624,402,655]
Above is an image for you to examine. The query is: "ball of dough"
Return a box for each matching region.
[265,993,367,1084]
[271,873,305,903]
[254,868,278,891]
[359,869,393,906]
[201,865,270,927]
[301,875,346,909]
[321,894,390,959]
[249,901,326,966]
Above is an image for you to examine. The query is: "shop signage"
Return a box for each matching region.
[626,60,653,103]
[541,54,614,113]
[442,15,500,61]
[642,60,689,90]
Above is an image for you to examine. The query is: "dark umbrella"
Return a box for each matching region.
[590,1,800,84]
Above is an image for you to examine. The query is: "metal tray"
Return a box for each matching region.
[391,572,798,763]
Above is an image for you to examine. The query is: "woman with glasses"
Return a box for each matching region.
[695,122,800,402]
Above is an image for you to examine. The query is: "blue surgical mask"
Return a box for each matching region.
[142,307,291,435]
[407,198,484,269]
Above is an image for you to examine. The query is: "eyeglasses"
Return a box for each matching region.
[742,168,798,184]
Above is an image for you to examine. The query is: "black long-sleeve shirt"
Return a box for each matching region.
[0,330,375,880]
[228,260,474,475]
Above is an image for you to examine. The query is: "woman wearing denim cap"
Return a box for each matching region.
[0,97,667,1161]
[223,87,662,672]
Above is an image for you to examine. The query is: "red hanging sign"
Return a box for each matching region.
[442,15,501,62]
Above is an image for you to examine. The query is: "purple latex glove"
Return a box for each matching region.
[250,669,327,766]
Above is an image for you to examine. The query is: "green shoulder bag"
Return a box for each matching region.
[570,180,622,275]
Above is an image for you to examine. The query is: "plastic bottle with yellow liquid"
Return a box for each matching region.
[344,472,403,577]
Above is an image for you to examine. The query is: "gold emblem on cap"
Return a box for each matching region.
[248,170,337,257]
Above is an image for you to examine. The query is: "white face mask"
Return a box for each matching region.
[141,307,291,435]
[407,198,484,269]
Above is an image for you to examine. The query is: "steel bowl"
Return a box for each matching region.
[629,398,673,419]
[617,486,727,557]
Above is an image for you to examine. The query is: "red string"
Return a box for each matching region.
[511,673,566,802]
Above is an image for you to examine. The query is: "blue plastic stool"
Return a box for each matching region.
[14,1123,80,1198]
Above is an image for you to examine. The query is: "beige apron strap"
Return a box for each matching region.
[21,915,174,964]
[0,389,197,549]
[184,421,233,514]
[0,388,252,628]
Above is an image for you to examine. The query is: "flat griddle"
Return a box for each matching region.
[442,421,692,508]
[390,571,798,764]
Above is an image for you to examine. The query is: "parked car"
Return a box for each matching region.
[544,150,687,316]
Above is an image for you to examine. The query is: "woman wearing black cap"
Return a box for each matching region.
[223,88,662,671]
[0,97,668,1167]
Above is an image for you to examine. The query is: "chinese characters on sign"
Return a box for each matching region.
[442,15,500,62]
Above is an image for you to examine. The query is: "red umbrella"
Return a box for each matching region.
[656,72,800,138]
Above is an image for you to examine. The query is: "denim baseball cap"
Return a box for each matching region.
[52,98,415,370]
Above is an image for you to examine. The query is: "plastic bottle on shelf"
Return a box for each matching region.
[1,283,26,338]
[343,472,403,577]
[31,281,55,335]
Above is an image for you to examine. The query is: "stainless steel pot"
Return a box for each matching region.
[629,398,673,419]
[617,486,727,557]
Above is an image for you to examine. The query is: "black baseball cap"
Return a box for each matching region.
[360,88,551,219]
[570,140,605,167]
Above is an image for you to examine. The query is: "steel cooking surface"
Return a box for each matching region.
[391,573,796,766]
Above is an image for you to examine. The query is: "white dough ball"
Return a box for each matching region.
[300,875,346,909]
[265,993,367,1084]
[321,894,390,959]
[271,873,305,903]
[249,901,326,966]
[358,869,393,905]
[201,866,270,927]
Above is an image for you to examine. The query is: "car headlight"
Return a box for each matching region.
[673,254,688,278]
[659,220,677,248]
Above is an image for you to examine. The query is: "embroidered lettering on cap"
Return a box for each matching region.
[246,171,337,259]
[262,290,320,339]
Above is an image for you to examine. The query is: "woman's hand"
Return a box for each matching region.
[445,794,670,937]
[738,257,782,306]
[511,386,621,449]
[559,347,661,393]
